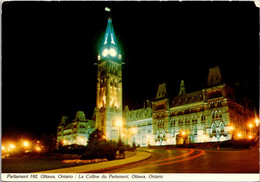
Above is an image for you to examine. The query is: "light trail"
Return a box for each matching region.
[143,149,194,165]
[147,149,205,167]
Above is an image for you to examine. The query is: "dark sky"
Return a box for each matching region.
[2,1,259,140]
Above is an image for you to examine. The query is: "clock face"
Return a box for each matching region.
[102,48,117,57]
[110,48,117,57]
[102,48,109,57]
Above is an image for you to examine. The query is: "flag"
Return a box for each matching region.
[105,7,111,12]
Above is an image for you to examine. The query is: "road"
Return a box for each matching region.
[97,147,259,173]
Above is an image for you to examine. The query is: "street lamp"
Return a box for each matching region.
[62,139,68,145]
[9,144,15,149]
[35,146,41,152]
[23,141,30,148]
[237,133,242,139]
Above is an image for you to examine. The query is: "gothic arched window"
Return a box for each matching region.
[212,111,215,120]
[219,110,222,118]
[215,111,219,119]
[212,123,216,133]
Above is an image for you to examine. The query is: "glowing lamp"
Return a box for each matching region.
[237,133,242,138]
[2,146,5,151]
[35,146,41,152]
[181,131,186,136]
[62,140,68,145]
[248,135,252,139]
[9,144,15,149]
[23,141,29,147]
[249,123,253,128]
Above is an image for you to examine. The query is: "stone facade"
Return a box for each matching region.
[94,18,123,141]
[57,111,95,145]
[57,16,254,147]
[123,67,252,147]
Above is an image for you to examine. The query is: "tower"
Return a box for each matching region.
[95,16,123,140]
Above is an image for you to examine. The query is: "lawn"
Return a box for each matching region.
[2,157,90,173]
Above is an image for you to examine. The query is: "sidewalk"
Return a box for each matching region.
[36,151,151,173]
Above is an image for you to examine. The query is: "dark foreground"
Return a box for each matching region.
[1,157,88,173]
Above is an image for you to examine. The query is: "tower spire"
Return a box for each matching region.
[98,9,121,61]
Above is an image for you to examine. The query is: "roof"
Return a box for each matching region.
[171,90,203,107]
[103,18,117,46]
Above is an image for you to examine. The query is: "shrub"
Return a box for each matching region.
[81,140,117,160]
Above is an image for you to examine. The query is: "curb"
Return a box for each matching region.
[36,151,151,173]
[87,151,152,173]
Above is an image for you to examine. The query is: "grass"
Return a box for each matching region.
[2,157,90,173]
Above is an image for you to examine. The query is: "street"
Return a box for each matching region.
[98,146,259,173]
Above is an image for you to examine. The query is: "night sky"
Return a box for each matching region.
[2,1,259,140]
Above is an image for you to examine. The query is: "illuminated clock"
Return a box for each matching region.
[110,48,117,57]
[102,48,109,57]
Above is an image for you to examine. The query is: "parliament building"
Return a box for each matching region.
[57,15,254,147]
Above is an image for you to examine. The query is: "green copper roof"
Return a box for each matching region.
[103,18,117,46]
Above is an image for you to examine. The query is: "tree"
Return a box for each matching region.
[81,129,117,160]
[87,129,106,146]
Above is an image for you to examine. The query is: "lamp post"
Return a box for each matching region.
[237,133,242,139]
